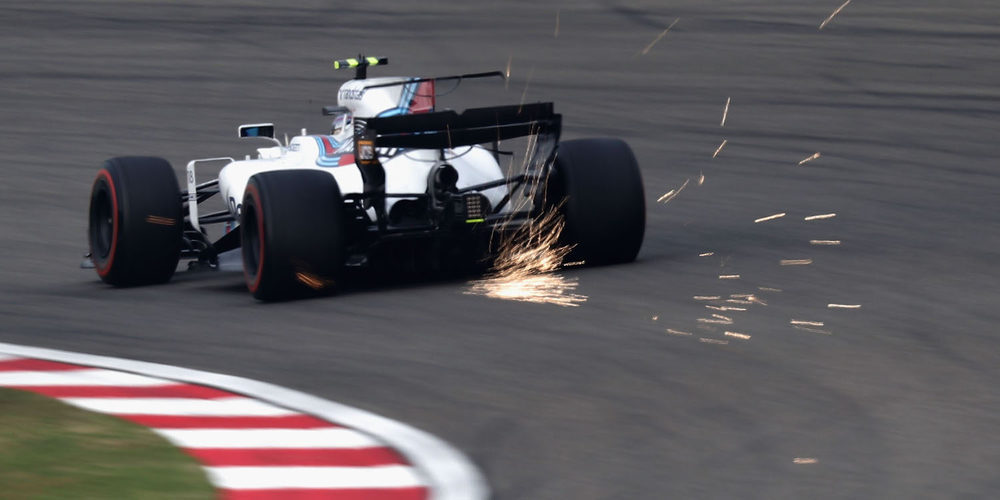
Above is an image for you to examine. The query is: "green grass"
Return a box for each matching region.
[0,388,215,499]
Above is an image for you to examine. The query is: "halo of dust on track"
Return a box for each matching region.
[1,1,998,498]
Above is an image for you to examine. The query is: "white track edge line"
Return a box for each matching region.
[152,428,383,449]
[0,369,172,386]
[204,465,424,489]
[0,341,487,500]
[60,396,300,416]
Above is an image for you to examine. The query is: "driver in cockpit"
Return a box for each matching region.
[330,111,353,145]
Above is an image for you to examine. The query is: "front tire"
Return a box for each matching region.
[240,170,346,301]
[541,138,646,265]
[88,156,183,286]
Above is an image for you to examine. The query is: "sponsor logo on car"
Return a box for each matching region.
[338,88,364,101]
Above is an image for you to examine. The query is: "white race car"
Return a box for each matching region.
[86,56,645,300]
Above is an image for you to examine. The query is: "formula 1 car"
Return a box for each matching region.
[86,56,645,300]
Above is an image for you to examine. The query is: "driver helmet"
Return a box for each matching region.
[331,112,353,142]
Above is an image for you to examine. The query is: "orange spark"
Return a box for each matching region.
[719,274,741,280]
[708,305,747,312]
[721,97,731,126]
[810,240,841,245]
[698,318,732,325]
[828,303,861,309]
[667,328,693,336]
[790,320,824,326]
[638,18,680,56]
[724,331,751,340]
[518,66,536,109]
[699,338,729,345]
[712,139,728,158]
[465,208,586,307]
[793,326,833,335]
[780,259,813,266]
[819,0,851,30]
[295,271,334,291]
[504,56,512,89]
[144,215,176,226]
[799,152,822,165]
[657,178,689,204]
[755,212,786,223]
[804,213,837,221]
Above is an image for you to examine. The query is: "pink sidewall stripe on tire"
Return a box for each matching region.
[0,346,487,500]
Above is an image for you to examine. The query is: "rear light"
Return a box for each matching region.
[461,194,489,223]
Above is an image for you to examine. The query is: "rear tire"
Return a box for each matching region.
[541,138,646,265]
[240,170,346,301]
[88,156,183,286]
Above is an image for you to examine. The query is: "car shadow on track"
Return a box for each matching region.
[165,261,489,302]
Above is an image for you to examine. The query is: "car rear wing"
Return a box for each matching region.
[356,102,560,152]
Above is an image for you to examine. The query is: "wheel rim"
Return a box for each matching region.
[90,186,114,259]
[242,205,259,278]
[240,182,272,296]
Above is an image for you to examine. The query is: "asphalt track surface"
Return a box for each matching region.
[2,1,998,498]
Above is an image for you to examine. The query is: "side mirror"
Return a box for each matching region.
[322,106,350,116]
[238,123,275,139]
